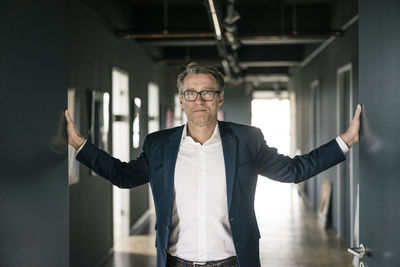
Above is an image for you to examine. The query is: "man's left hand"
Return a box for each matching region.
[340,104,362,148]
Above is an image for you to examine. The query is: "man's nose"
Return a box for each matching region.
[194,93,205,103]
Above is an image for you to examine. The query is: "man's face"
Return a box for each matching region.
[180,73,224,127]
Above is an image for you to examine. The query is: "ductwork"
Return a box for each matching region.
[205,0,242,81]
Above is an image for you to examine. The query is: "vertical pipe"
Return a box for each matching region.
[292,4,297,35]
[163,0,168,34]
[280,4,285,34]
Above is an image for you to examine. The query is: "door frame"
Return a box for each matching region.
[309,80,321,209]
[147,81,160,211]
[111,66,131,242]
[336,63,355,242]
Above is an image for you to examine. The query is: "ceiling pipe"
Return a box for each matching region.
[118,32,216,39]
[224,0,241,51]
[227,54,240,74]
[220,0,242,79]
[135,33,331,46]
[225,0,240,25]
[222,59,232,81]
[301,15,358,67]
[204,0,233,78]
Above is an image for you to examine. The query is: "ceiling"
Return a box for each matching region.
[101,0,343,89]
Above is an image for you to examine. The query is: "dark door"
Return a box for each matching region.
[358,0,400,266]
[0,0,69,265]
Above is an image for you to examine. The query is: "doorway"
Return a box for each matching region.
[252,91,292,217]
[112,67,131,242]
[251,91,291,155]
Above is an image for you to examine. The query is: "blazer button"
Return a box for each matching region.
[230,218,234,222]
[166,225,170,231]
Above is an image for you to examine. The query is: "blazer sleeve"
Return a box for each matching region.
[76,139,150,188]
[255,128,345,183]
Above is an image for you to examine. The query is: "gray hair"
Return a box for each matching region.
[177,62,225,93]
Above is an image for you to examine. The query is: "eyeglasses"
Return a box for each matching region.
[181,90,221,102]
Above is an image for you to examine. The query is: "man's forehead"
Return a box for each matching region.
[183,73,217,88]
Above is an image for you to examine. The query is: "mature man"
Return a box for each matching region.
[65,62,361,267]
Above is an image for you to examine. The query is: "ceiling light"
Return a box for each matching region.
[208,0,222,40]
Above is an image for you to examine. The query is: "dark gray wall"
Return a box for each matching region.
[68,1,176,266]
[0,0,69,266]
[290,19,358,236]
[359,0,400,265]
[221,86,252,125]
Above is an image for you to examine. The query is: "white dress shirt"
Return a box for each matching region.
[167,123,236,262]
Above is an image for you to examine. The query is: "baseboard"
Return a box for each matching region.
[96,247,114,267]
[130,209,155,235]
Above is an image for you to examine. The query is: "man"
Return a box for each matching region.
[65,63,361,267]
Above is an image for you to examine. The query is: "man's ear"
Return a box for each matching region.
[217,92,224,107]
[179,94,184,106]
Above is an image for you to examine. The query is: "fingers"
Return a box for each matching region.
[65,109,70,120]
[351,104,362,124]
[355,104,362,117]
[65,109,77,134]
[341,104,362,148]
[65,109,73,124]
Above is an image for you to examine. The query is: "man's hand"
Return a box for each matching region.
[340,104,362,148]
[65,109,86,150]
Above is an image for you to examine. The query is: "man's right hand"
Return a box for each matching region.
[340,104,362,148]
[65,109,86,150]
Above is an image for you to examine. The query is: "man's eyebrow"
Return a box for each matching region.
[184,87,216,91]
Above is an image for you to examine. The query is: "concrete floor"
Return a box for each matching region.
[102,178,354,267]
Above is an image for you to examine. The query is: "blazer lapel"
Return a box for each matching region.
[219,121,237,212]
[163,126,184,219]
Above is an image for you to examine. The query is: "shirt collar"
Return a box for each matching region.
[181,122,221,144]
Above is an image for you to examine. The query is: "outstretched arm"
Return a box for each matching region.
[65,109,86,150]
[340,104,362,148]
[65,108,150,188]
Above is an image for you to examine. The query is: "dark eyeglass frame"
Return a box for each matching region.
[181,90,221,102]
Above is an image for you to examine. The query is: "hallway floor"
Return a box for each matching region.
[101,178,354,267]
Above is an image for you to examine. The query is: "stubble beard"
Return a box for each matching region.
[188,109,217,127]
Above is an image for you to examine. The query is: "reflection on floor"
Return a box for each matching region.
[102,211,157,267]
[102,178,353,267]
[255,178,353,267]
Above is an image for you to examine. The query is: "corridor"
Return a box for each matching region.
[101,178,353,267]
[3,0,400,266]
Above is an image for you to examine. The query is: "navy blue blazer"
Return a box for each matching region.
[77,121,345,267]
